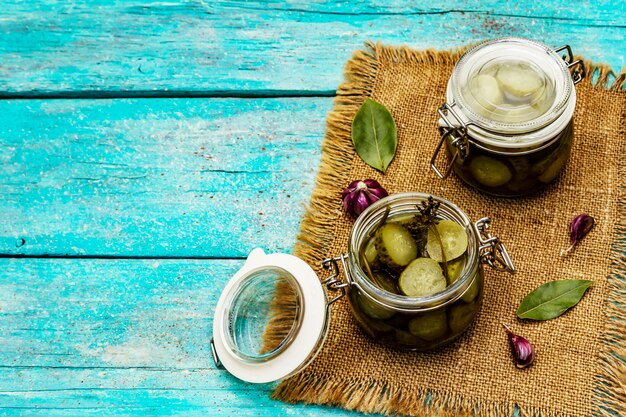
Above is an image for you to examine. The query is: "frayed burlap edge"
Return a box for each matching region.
[270,42,626,417]
[259,43,384,354]
[590,60,626,417]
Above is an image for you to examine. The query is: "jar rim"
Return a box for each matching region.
[212,249,330,383]
[348,193,480,311]
[222,265,304,363]
[449,37,574,138]
[443,85,576,152]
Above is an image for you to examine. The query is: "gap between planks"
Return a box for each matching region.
[0,90,337,100]
[0,254,247,260]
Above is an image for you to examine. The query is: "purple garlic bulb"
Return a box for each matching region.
[341,179,388,217]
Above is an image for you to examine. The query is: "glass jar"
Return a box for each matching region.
[430,38,585,197]
[343,193,514,350]
[211,193,514,383]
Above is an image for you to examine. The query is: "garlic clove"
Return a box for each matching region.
[569,214,595,244]
[561,214,595,256]
[353,192,371,216]
[503,323,535,369]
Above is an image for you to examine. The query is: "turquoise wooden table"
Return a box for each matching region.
[1,1,624,415]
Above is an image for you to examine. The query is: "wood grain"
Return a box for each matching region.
[0,97,329,257]
[1,1,624,416]
[0,258,357,416]
[0,1,623,96]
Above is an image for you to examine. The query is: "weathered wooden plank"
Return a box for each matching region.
[224,0,624,22]
[0,1,623,95]
[0,258,359,416]
[0,386,354,416]
[0,257,238,368]
[0,375,356,416]
[0,97,330,257]
[1,3,624,416]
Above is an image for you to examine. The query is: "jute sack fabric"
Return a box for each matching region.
[273,43,626,417]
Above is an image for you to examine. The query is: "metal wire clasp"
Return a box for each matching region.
[431,103,471,179]
[555,45,586,85]
[210,338,223,368]
[474,217,516,274]
[321,254,350,305]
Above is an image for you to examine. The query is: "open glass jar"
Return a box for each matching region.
[211,193,515,383]
[431,38,586,197]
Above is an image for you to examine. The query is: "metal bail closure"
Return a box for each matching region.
[321,254,351,305]
[431,103,470,179]
[474,217,516,274]
[555,45,586,85]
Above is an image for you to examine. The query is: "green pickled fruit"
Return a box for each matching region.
[535,150,570,183]
[461,274,481,303]
[356,292,395,320]
[395,329,427,347]
[469,74,504,112]
[425,220,469,262]
[350,292,393,334]
[469,155,513,187]
[363,239,380,268]
[375,223,418,268]
[408,310,448,341]
[448,302,478,333]
[445,257,465,283]
[496,63,543,99]
[532,123,572,183]
[399,258,446,297]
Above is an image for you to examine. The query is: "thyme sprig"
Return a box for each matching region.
[417,196,440,227]
[405,197,449,283]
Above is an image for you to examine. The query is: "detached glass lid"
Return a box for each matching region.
[211,249,328,383]
[451,38,573,134]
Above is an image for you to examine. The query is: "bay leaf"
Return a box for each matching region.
[517,279,593,320]
[351,98,397,173]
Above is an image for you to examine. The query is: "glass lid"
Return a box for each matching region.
[212,249,328,383]
[451,38,573,134]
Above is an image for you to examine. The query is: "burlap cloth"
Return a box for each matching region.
[273,43,626,417]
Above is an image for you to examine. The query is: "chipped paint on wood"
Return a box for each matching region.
[0,97,330,257]
[0,1,624,416]
[0,258,359,416]
[0,1,623,95]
